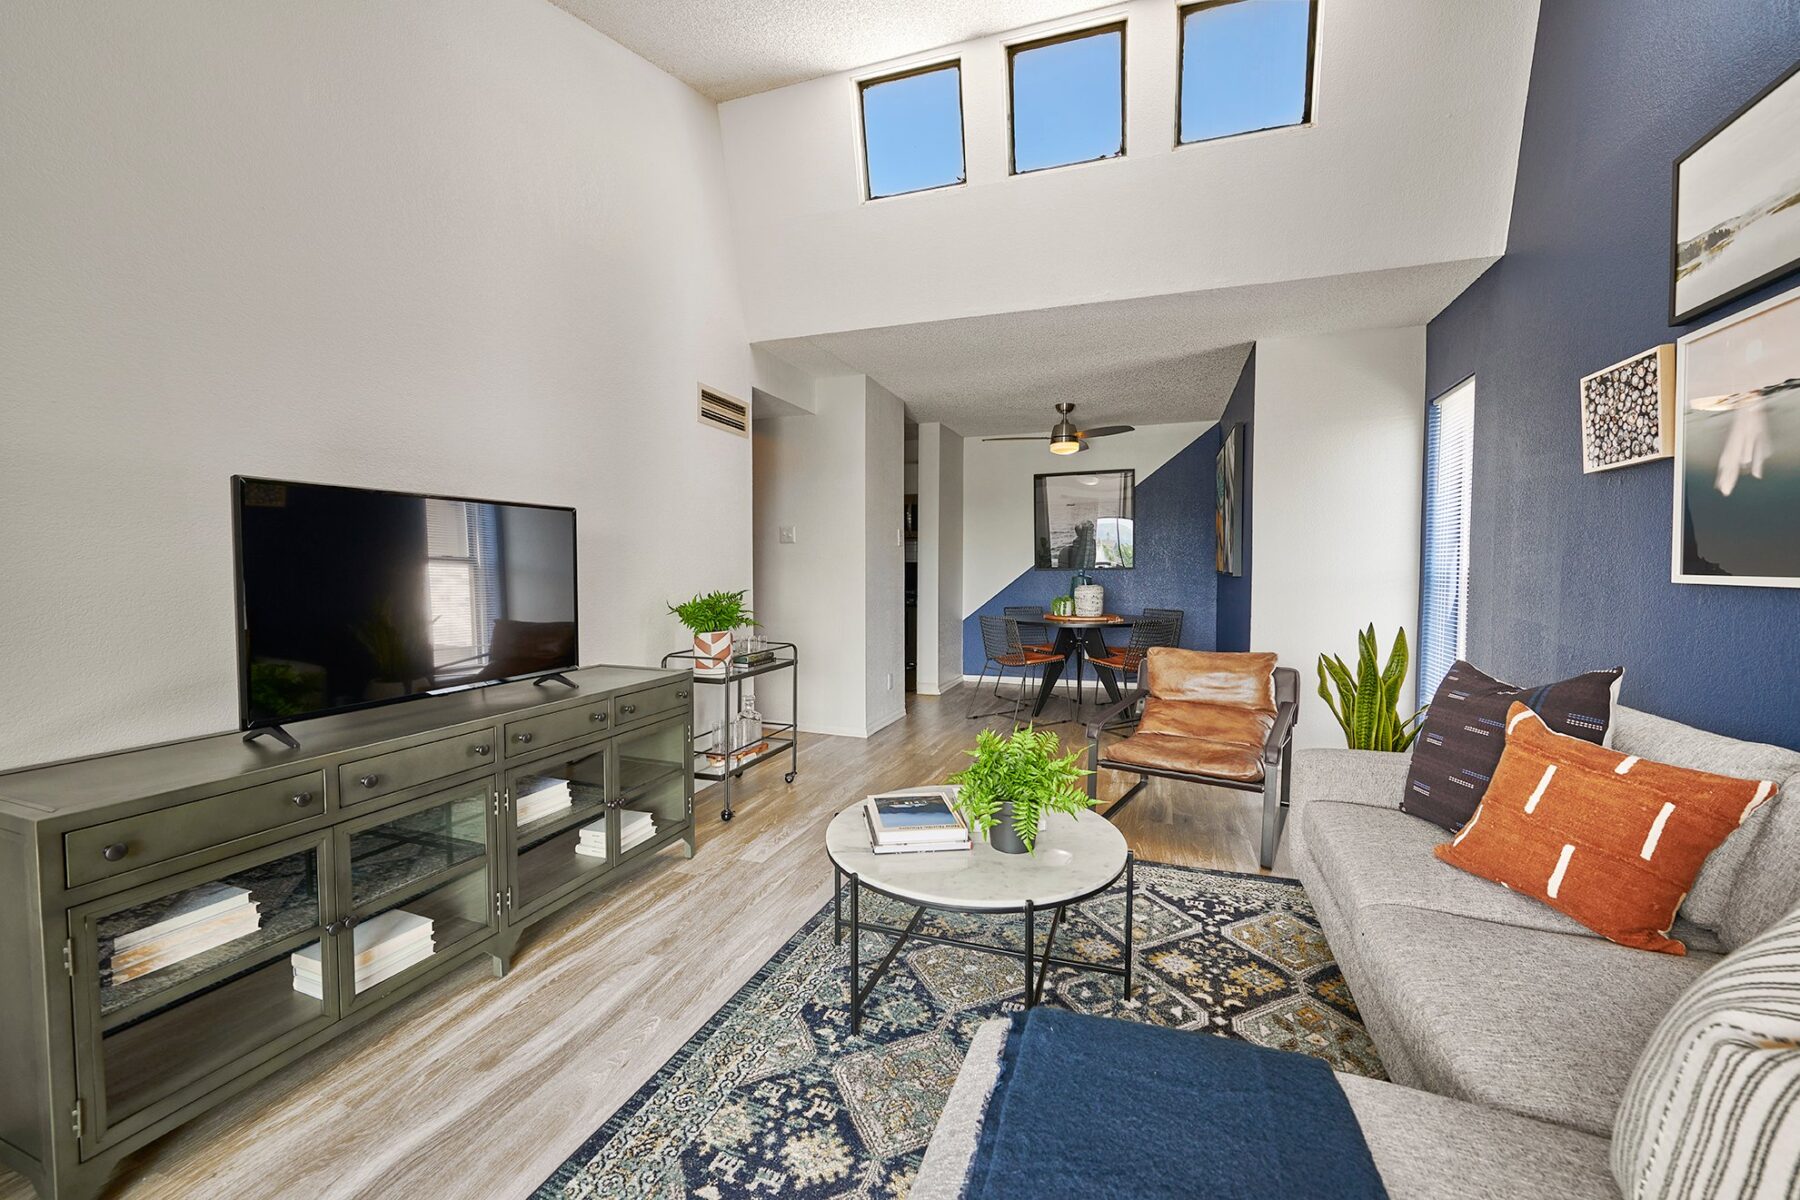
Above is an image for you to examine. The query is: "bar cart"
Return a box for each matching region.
[660,641,798,821]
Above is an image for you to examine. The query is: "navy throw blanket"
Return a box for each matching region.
[961,1009,1388,1200]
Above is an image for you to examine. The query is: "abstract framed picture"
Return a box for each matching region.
[1033,469,1134,569]
[1671,59,1800,325]
[1672,282,1800,587]
[1215,424,1243,577]
[1579,344,1673,472]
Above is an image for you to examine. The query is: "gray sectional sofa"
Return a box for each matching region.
[917,705,1800,1199]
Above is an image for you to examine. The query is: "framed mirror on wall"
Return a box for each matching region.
[1033,469,1134,569]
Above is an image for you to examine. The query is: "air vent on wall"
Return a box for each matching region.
[698,386,749,437]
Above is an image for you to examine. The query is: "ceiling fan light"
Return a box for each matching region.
[1049,437,1081,454]
[1048,417,1080,454]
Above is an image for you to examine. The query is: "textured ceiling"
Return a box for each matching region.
[760,259,1495,436]
[544,0,1109,100]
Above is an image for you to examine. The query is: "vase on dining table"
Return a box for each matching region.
[1073,583,1104,618]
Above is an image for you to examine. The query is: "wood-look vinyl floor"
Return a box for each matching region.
[1,690,1291,1200]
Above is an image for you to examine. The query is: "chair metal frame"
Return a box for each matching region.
[1084,665,1299,870]
[968,615,1075,724]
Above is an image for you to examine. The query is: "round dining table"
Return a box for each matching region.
[1029,613,1135,720]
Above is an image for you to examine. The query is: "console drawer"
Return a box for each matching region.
[614,681,690,727]
[338,728,496,805]
[65,770,326,888]
[503,699,612,757]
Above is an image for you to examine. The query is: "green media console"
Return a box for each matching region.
[0,664,695,1200]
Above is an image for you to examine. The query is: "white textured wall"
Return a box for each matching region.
[0,1,753,768]
[961,423,1211,614]
[752,378,870,736]
[1251,328,1425,748]
[864,380,906,734]
[752,374,903,737]
[914,423,965,695]
[718,0,1538,341]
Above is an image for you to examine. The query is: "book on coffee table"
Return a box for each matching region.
[864,787,970,854]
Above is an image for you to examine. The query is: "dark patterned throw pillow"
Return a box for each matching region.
[1401,660,1623,831]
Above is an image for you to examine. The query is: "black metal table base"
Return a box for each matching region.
[832,853,1135,1034]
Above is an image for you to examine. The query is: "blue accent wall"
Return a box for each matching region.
[964,427,1221,673]
[1215,348,1255,651]
[1426,2,1800,748]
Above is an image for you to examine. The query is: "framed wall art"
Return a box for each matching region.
[1672,282,1800,587]
[1579,344,1674,472]
[1033,469,1134,569]
[1671,60,1800,325]
[1215,424,1243,577]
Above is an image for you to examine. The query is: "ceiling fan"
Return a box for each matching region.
[982,404,1134,455]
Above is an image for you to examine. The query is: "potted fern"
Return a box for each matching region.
[1317,624,1427,751]
[948,727,1094,854]
[669,589,756,676]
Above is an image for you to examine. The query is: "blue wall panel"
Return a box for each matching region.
[1426,1,1800,747]
[963,427,1221,674]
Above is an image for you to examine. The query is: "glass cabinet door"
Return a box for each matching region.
[338,781,497,1009]
[616,720,689,863]
[506,741,611,918]
[75,836,334,1144]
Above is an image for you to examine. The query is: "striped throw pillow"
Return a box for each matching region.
[1613,903,1800,1199]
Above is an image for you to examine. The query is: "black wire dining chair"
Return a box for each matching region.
[1083,614,1183,720]
[1141,608,1186,648]
[968,615,1069,724]
[1004,605,1056,655]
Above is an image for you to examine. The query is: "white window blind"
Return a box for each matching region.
[1419,378,1474,707]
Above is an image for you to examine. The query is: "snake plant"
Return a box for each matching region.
[1317,625,1427,752]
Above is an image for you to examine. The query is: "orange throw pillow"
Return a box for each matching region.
[1435,703,1778,954]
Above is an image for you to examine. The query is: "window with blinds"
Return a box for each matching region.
[1419,378,1475,707]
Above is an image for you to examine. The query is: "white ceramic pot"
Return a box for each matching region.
[1073,584,1104,618]
[693,630,732,676]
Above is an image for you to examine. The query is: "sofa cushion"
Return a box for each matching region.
[1303,799,1710,953]
[1287,748,1413,869]
[1142,647,1277,713]
[1612,903,1800,1200]
[1402,660,1622,832]
[1435,704,1777,955]
[1350,904,1721,1136]
[1103,730,1265,782]
[1338,1073,1618,1200]
[1610,704,1800,946]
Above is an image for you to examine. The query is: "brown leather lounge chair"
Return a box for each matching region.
[1084,648,1299,870]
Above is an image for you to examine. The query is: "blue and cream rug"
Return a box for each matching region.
[535,862,1383,1199]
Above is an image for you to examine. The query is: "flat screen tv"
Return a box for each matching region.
[234,477,578,733]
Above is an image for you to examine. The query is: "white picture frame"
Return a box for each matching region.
[1671,282,1800,587]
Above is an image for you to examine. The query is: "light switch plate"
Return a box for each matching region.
[778,525,796,544]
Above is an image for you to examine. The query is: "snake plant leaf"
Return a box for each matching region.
[1316,626,1427,752]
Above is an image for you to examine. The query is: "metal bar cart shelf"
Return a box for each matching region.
[661,641,798,821]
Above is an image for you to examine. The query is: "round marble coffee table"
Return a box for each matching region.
[825,805,1133,1033]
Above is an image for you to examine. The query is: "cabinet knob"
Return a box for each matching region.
[514,732,533,745]
[325,920,341,935]
[621,704,637,716]
[590,710,607,723]
[291,791,315,807]
[102,842,128,862]
[676,690,689,700]
[358,774,380,788]
[472,744,491,757]
[341,914,357,929]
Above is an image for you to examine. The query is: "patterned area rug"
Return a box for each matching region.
[535,862,1383,1199]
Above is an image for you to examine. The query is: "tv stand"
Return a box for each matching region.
[241,723,300,750]
[532,672,577,688]
[0,663,695,1200]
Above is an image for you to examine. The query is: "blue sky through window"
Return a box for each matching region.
[1010,27,1125,173]
[1180,0,1313,144]
[862,65,964,199]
